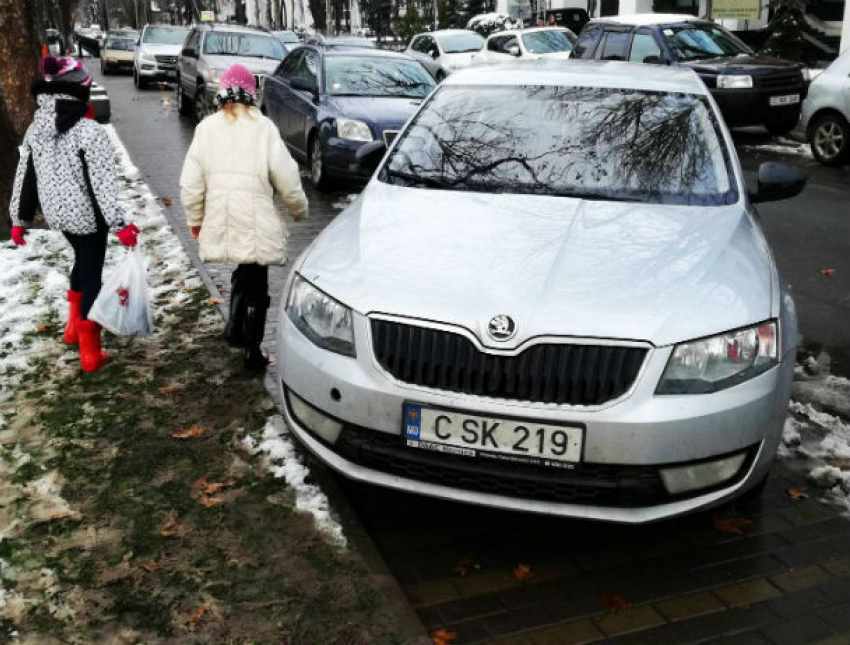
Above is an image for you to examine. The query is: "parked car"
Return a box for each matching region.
[475,27,577,64]
[176,23,286,121]
[573,14,809,134]
[101,36,136,74]
[406,29,485,81]
[133,24,190,89]
[262,46,435,189]
[276,60,805,522]
[272,29,301,52]
[801,49,850,165]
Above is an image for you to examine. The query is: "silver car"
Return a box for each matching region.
[801,49,850,165]
[406,29,485,81]
[276,61,806,522]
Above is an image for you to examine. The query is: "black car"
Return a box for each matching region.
[573,15,808,134]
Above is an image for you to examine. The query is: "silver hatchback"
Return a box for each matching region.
[276,62,806,522]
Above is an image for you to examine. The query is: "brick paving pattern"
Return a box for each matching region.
[99,69,850,645]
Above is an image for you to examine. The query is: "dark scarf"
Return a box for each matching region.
[31,79,91,134]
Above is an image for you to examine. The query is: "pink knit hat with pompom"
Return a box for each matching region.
[219,64,256,96]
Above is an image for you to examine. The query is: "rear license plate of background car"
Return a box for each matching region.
[770,94,800,107]
[402,403,582,465]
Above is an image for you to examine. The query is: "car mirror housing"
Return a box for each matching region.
[355,139,387,173]
[750,162,807,203]
[429,49,439,59]
[508,45,521,57]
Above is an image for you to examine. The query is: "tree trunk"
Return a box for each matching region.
[0,0,40,237]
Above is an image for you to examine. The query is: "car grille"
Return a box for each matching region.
[383,130,400,146]
[370,319,647,406]
[758,70,803,90]
[335,424,669,507]
[155,55,177,70]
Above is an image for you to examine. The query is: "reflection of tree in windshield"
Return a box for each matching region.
[383,86,736,206]
[326,59,434,97]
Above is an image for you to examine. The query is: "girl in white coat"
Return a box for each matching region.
[180,64,308,370]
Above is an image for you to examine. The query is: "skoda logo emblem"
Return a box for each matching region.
[488,315,516,341]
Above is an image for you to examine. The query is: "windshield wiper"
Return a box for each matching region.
[384,168,451,189]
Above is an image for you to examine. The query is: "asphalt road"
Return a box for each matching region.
[95,66,850,645]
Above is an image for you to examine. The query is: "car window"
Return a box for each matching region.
[380,85,737,206]
[422,36,437,54]
[185,30,201,55]
[203,32,286,59]
[573,25,602,58]
[629,31,662,63]
[276,50,302,78]
[664,25,750,62]
[324,56,435,97]
[105,38,134,51]
[487,36,505,52]
[596,30,630,60]
[436,32,484,53]
[411,36,425,52]
[522,30,576,54]
[292,50,319,89]
[142,27,188,45]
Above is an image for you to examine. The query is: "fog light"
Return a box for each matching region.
[660,452,746,495]
[288,391,342,444]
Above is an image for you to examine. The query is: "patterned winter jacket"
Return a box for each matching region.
[9,80,126,235]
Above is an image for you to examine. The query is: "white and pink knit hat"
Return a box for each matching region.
[219,64,256,96]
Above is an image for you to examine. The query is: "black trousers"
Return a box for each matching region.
[63,229,109,319]
[233,263,269,303]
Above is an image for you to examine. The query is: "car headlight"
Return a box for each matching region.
[717,74,753,89]
[656,321,778,394]
[285,275,356,357]
[336,118,373,142]
[139,51,156,63]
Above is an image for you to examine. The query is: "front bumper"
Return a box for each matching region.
[711,85,808,128]
[137,62,178,81]
[277,312,794,522]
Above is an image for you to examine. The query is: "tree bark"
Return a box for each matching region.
[0,0,40,237]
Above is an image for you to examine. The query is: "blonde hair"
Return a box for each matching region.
[220,102,256,122]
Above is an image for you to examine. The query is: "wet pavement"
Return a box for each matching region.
[96,66,850,645]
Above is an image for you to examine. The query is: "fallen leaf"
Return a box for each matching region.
[512,563,534,582]
[142,561,159,572]
[187,605,206,632]
[601,592,633,613]
[431,629,457,645]
[159,382,185,395]
[161,196,172,206]
[786,487,809,501]
[198,496,225,507]
[713,516,752,535]
[171,426,209,439]
[159,520,187,537]
[36,324,54,333]
[206,297,225,306]
[820,268,836,276]
[453,557,478,577]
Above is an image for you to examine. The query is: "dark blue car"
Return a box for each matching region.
[263,46,436,190]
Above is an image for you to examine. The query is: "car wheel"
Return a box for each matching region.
[766,118,798,136]
[134,68,147,89]
[810,113,849,166]
[194,85,209,122]
[309,134,332,192]
[101,60,108,75]
[176,79,193,117]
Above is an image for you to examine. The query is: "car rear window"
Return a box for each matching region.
[522,30,576,54]
[380,85,738,206]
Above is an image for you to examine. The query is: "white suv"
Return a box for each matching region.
[801,49,850,165]
[133,24,189,89]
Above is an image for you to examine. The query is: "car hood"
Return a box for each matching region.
[300,182,773,348]
[203,55,281,74]
[682,55,803,74]
[531,51,572,60]
[138,42,182,55]
[443,52,478,68]
[325,96,425,128]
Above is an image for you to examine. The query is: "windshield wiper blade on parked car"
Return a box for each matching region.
[384,168,452,189]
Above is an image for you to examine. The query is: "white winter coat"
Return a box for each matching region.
[179,106,308,265]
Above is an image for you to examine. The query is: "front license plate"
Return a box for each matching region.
[402,404,583,466]
[769,94,800,107]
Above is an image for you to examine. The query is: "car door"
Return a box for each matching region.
[485,35,513,63]
[572,24,603,59]
[418,36,439,76]
[627,28,664,65]
[264,50,304,148]
[407,36,427,67]
[287,49,321,157]
[180,30,201,96]
[593,29,632,61]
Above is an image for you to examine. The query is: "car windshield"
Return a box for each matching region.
[273,31,300,43]
[381,85,737,205]
[105,38,134,50]
[325,56,435,97]
[436,32,485,53]
[142,27,188,44]
[203,32,286,59]
[664,25,750,61]
[522,30,575,53]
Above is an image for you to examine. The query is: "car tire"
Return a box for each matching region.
[101,60,108,75]
[134,68,147,89]
[176,78,193,117]
[766,118,798,136]
[309,134,332,192]
[194,85,209,122]
[809,113,849,166]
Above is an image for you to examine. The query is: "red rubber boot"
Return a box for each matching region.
[78,320,109,372]
[63,290,83,345]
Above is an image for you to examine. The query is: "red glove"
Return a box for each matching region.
[11,226,27,246]
[116,223,140,247]
[190,226,201,240]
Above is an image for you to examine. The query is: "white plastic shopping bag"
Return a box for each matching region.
[89,248,153,336]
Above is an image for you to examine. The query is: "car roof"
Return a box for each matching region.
[195,22,272,34]
[445,59,708,94]
[487,26,571,38]
[417,29,479,37]
[316,46,415,60]
[590,13,705,26]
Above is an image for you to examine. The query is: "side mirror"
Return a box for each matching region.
[355,139,387,173]
[181,47,194,57]
[507,44,521,57]
[750,162,806,203]
[290,76,317,96]
[429,48,439,59]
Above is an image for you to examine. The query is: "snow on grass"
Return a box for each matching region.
[243,416,346,546]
